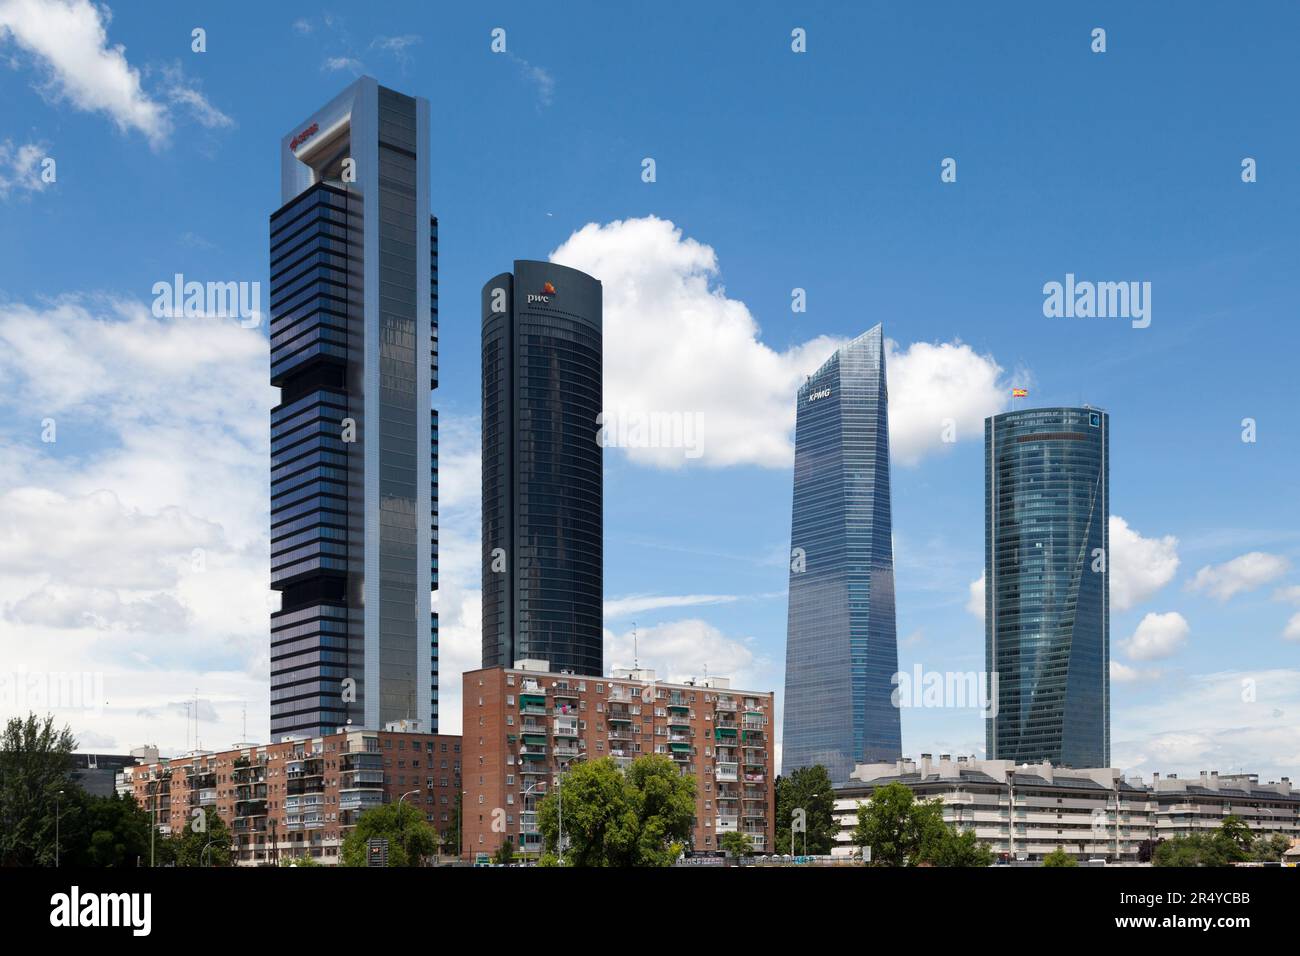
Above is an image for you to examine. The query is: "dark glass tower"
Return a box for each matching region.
[481,261,602,675]
[985,406,1109,767]
[269,77,438,739]
[782,325,901,785]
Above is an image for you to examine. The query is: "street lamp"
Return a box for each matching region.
[55,790,64,867]
[556,751,587,865]
[397,789,421,865]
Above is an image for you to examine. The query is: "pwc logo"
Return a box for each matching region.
[290,122,320,151]
[527,281,558,305]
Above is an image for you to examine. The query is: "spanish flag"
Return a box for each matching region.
[1012,388,1028,398]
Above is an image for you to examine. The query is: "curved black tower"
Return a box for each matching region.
[481,261,603,675]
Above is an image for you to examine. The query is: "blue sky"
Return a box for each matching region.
[0,1,1297,781]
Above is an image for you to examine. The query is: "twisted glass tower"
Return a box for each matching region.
[782,325,901,785]
[481,261,603,676]
[269,78,438,739]
[985,406,1109,767]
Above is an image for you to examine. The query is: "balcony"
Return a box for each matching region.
[716,763,738,782]
[553,719,579,738]
[716,816,739,833]
[714,698,737,712]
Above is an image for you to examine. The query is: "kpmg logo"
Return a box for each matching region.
[290,122,320,151]
[526,280,558,305]
[807,387,831,403]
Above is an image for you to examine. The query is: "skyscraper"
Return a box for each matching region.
[985,406,1109,767]
[269,77,438,739]
[481,261,603,676]
[782,325,901,785]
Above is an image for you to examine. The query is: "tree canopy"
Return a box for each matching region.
[536,754,695,866]
[340,800,439,867]
[775,764,838,855]
[851,781,991,867]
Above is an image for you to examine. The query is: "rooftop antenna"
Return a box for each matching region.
[633,621,639,671]
[242,701,248,743]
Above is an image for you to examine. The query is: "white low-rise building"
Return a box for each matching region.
[831,754,1297,864]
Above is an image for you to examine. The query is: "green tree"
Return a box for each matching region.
[929,827,994,867]
[168,806,233,866]
[61,791,154,867]
[852,782,946,866]
[1042,848,1078,867]
[340,801,439,867]
[537,754,695,866]
[282,854,321,867]
[775,765,837,855]
[1253,832,1291,862]
[719,830,754,860]
[850,782,988,867]
[492,837,516,865]
[0,713,78,866]
[1153,817,1256,867]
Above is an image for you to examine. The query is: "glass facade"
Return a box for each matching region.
[985,406,1109,768]
[782,325,901,785]
[270,79,436,740]
[481,261,603,676]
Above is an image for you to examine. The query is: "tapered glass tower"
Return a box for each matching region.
[782,325,901,785]
[268,77,438,739]
[985,406,1109,767]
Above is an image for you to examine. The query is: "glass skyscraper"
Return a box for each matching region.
[985,406,1109,767]
[782,325,902,785]
[269,77,438,739]
[481,261,603,675]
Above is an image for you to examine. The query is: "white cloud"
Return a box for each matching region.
[1272,584,1300,604]
[604,593,739,619]
[0,138,49,198]
[549,216,1013,471]
[1110,660,1161,683]
[1113,668,1300,782]
[1109,515,1180,612]
[1188,551,1290,602]
[965,572,984,621]
[885,339,1010,467]
[159,62,233,130]
[1285,613,1300,643]
[0,0,169,146]
[323,56,363,74]
[505,53,554,107]
[1121,611,1190,661]
[603,619,769,688]
[0,296,273,749]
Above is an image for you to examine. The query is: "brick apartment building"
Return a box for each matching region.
[122,723,462,865]
[463,660,776,861]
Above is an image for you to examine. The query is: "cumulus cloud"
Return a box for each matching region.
[1110,660,1161,683]
[886,340,1010,466]
[0,296,273,748]
[549,216,1014,470]
[0,0,168,145]
[1121,611,1190,661]
[1188,551,1290,602]
[966,572,985,621]
[603,619,767,687]
[1285,614,1300,643]
[1113,668,1300,782]
[0,138,49,199]
[1109,516,1179,612]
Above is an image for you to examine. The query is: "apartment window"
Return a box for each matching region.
[506,695,514,705]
